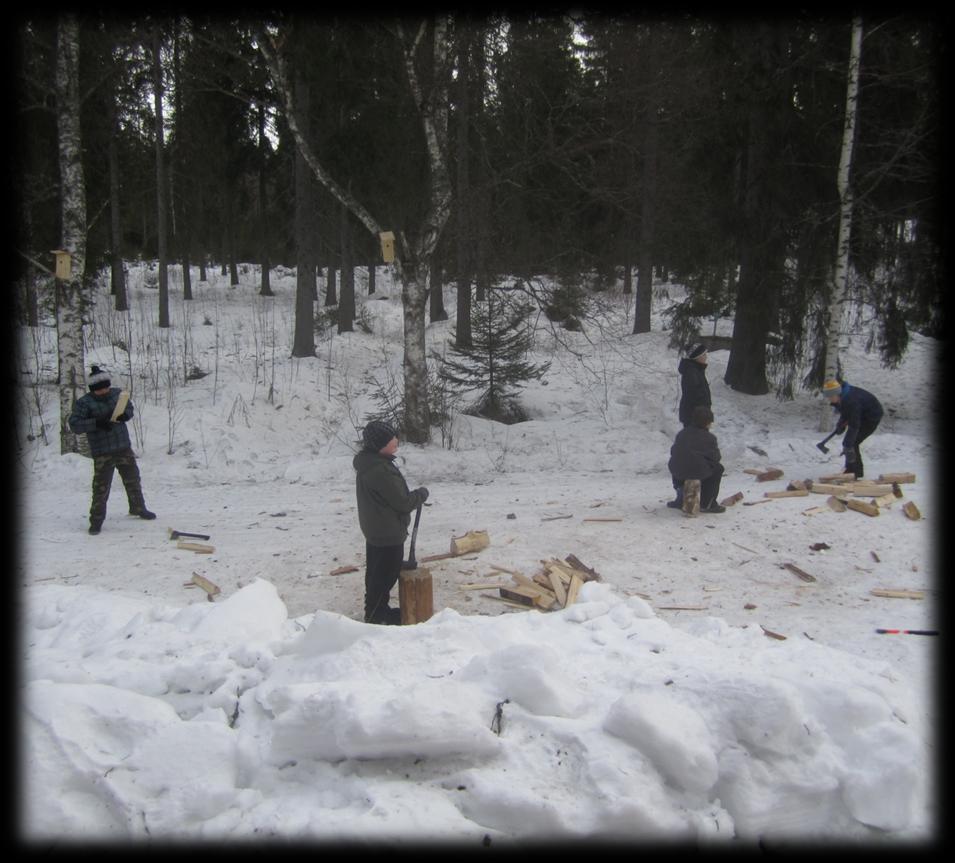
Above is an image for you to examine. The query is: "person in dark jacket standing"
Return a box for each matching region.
[823,379,883,479]
[68,366,156,534]
[353,420,429,625]
[667,406,725,513]
[678,343,711,427]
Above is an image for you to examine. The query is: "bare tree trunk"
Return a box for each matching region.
[633,91,658,335]
[153,25,170,327]
[55,13,87,454]
[291,39,316,358]
[338,201,355,333]
[171,18,193,302]
[454,20,472,347]
[258,103,273,297]
[108,113,128,312]
[819,17,863,430]
[430,261,448,322]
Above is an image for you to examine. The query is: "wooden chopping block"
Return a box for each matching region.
[399,567,434,624]
[682,479,701,516]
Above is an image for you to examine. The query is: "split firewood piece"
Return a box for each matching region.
[541,514,573,522]
[902,501,921,520]
[801,506,829,516]
[498,584,545,607]
[764,489,809,498]
[787,479,809,491]
[489,564,524,578]
[743,468,764,475]
[848,483,894,496]
[870,492,897,509]
[565,573,584,607]
[846,499,880,517]
[870,588,924,600]
[177,539,215,554]
[742,498,774,506]
[546,570,567,606]
[819,472,856,483]
[760,625,787,641]
[451,530,490,556]
[582,517,624,523]
[755,468,784,482]
[720,491,744,507]
[892,483,904,498]
[564,554,600,580]
[826,495,848,512]
[461,582,509,591]
[782,562,816,582]
[811,483,852,496]
[110,390,130,422]
[877,473,916,484]
[185,572,221,601]
[327,565,360,575]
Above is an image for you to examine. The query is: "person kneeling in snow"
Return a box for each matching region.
[68,365,156,535]
[822,378,883,479]
[667,405,725,514]
[353,421,429,625]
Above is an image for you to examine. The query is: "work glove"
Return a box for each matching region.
[95,418,113,431]
[115,412,130,422]
[836,422,847,434]
[415,486,430,503]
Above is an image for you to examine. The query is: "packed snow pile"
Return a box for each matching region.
[22,576,927,843]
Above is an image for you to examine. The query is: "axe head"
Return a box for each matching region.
[401,557,418,571]
[816,441,829,454]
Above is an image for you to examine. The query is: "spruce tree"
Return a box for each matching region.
[439,288,549,423]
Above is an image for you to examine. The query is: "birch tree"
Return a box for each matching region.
[820,16,863,431]
[54,13,87,455]
[259,17,453,443]
[153,22,171,328]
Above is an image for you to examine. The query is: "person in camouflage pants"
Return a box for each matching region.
[68,365,156,535]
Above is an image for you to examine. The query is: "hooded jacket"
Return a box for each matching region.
[353,449,426,546]
[668,425,722,482]
[678,358,711,426]
[68,387,134,456]
[832,383,884,449]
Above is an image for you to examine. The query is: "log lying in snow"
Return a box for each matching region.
[810,482,852,496]
[177,539,215,554]
[846,498,880,517]
[184,572,221,601]
[781,562,816,583]
[755,468,784,482]
[764,489,809,499]
[826,495,848,512]
[870,588,924,600]
[877,473,916,484]
[451,530,490,556]
[819,472,856,484]
[902,501,921,520]
[720,491,744,507]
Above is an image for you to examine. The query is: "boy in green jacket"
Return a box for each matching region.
[353,421,429,624]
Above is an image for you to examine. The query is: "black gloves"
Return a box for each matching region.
[415,487,430,503]
[95,418,113,431]
[115,412,130,422]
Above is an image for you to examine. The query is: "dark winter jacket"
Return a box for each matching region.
[68,388,134,456]
[832,383,884,449]
[678,358,711,426]
[668,425,722,482]
[353,449,427,547]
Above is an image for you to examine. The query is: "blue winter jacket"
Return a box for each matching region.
[832,383,883,449]
[68,387,134,456]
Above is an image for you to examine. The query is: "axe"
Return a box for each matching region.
[816,429,841,454]
[169,528,211,541]
[402,502,423,570]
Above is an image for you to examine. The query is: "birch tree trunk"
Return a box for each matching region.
[259,16,453,443]
[153,25,170,328]
[55,13,87,455]
[819,17,863,430]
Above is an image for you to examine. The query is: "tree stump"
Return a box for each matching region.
[399,567,434,624]
[682,479,701,517]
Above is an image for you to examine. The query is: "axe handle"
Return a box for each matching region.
[406,503,423,564]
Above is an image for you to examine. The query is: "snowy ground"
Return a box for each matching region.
[16,264,940,846]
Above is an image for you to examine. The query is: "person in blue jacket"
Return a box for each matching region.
[68,365,155,534]
[823,378,884,479]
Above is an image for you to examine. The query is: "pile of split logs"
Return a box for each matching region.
[721,471,921,519]
[469,555,601,612]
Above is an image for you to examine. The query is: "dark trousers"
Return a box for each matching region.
[90,449,145,525]
[844,418,880,478]
[673,464,724,508]
[364,542,404,622]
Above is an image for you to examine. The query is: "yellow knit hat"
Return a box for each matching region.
[822,379,841,396]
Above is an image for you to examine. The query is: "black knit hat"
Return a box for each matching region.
[687,343,707,360]
[362,420,398,452]
[88,365,111,391]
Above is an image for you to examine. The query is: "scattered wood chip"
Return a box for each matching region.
[801,506,829,516]
[870,551,881,563]
[581,517,624,522]
[744,603,757,610]
[541,514,573,522]
[656,605,708,611]
[870,588,924,600]
[327,565,359,576]
[742,498,774,506]
[809,542,830,551]
[720,491,744,506]
[760,625,787,640]
[826,496,848,513]
[184,572,221,601]
[782,562,817,582]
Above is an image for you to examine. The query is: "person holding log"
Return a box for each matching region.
[822,378,884,479]
[68,365,155,535]
[667,405,725,514]
[670,343,712,508]
[353,420,429,625]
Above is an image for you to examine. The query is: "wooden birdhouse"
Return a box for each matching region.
[379,231,396,264]
[51,250,71,280]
